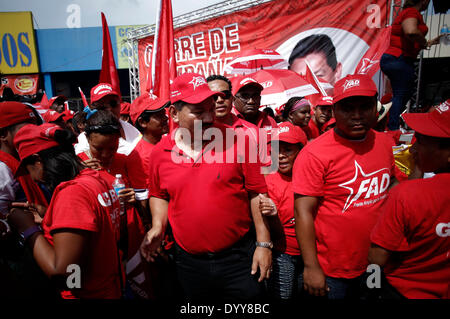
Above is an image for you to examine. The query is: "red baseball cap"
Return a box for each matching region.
[130,93,169,125]
[170,73,223,104]
[48,95,67,106]
[271,121,307,146]
[43,110,64,123]
[333,74,378,104]
[315,96,333,107]
[62,109,75,122]
[231,76,264,96]
[402,99,450,138]
[90,83,119,104]
[13,123,62,176]
[0,101,36,129]
[120,102,131,115]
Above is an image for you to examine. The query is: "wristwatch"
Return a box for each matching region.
[255,241,273,249]
[21,225,43,242]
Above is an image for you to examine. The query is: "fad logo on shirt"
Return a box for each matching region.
[343,79,360,92]
[436,222,450,237]
[338,160,390,213]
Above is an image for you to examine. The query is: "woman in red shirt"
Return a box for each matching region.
[380,0,441,131]
[282,97,313,140]
[260,121,307,300]
[8,123,123,299]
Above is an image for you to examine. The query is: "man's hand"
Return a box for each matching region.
[82,158,102,170]
[140,226,164,263]
[7,207,36,233]
[251,246,272,282]
[303,264,329,297]
[118,188,136,205]
[10,202,47,223]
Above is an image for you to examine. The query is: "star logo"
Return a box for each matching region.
[338,161,390,213]
[189,76,206,90]
[357,58,379,75]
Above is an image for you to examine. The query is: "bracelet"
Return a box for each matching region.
[21,225,43,242]
[256,241,273,249]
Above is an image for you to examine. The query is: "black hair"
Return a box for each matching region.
[72,111,87,134]
[262,107,275,119]
[403,0,423,8]
[21,129,83,191]
[173,100,187,111]
[84,110,121,136]
[282,96,305,120]
[288,34,338,71]
[205,74,232,92]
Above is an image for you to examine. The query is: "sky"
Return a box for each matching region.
[0,0,225,29]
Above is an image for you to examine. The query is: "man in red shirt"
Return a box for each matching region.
[140,73,272,301]
[293,74,396,299]
[369,103,450,299]
[307,96,334,139]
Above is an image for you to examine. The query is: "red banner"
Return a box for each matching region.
[0,74,39,96]
[138,0,388,93]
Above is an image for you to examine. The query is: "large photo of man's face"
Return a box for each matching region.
[277,28,369,88]
[288,34,342,86]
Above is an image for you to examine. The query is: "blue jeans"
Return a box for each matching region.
[268,252,303,300]
[325,275,365,299]
[380,53,416,130]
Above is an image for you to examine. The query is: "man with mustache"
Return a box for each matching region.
[141,73,272,302]
[293,74,397,299]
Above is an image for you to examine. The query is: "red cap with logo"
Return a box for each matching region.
[170,73,223,104]
[315,96,334,107]
[333,74,378,104]
[231,76,264,96]
[13,123,62,176]
[130,93,169,125]
[90,83,119,104]
[0,101,36,129]
[402,99,450,138]
[272,121,308,146]
[43,110,64,123]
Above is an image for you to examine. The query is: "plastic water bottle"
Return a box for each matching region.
[112,174,126,216]
[440,24,450,45]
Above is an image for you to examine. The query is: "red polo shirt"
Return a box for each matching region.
[133,137,157,189]
[148,124,268,254]
[371,173,450,299]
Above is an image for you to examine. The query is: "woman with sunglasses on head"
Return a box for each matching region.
[7,123,123,299]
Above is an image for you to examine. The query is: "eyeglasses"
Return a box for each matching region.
[213,90,232,101]
[235,92,261,102]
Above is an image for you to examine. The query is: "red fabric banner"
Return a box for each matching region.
[138,0,388,94]
[0,74,39,96]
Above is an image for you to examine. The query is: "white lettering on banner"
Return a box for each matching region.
[436,223,450,237]
[338,161,390,213]
[144,44,153,67]
[366,4,381,29]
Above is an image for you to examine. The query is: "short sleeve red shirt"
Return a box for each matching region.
[42,169,122,299]
[307,118,320,139]
[133,138,156,189]
[265,172,300,255]
[385,7,428,58]
[148,124,268,254]
[292,129,395,278]
[370,173,450,299]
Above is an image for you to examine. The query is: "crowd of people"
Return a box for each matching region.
[0,0,449,302]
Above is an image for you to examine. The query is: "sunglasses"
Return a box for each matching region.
[213,90,232,101]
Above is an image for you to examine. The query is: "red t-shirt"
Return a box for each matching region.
[307,118,320,139]
[385,7,428,58]
[370,173,450,299]
[148,124,268,254]
[265,172,300,255]
[133,138,156,189]
[42,169,122,299]
[292,129,395,279]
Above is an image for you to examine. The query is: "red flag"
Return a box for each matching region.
[147,0,176,100]
[100,12,121,98]
[40,92,49,108]
[78,87,89,107]
[305,60,328,97]
[354,26,391,77]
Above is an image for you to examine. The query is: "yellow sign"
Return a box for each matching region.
[115,25,146,69]
[0,12,39,74]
